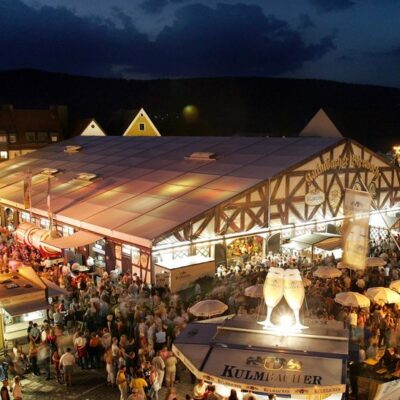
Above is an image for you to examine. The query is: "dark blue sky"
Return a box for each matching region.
[1,0,400,87]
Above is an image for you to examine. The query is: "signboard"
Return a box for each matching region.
[342,189,371,270]
[305,190,325,206]
[155,272,170,288]
[173,345,345,396]
[306,155,380,184]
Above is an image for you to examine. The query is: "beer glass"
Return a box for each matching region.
[260,267,284,327]
[284,269,308,329]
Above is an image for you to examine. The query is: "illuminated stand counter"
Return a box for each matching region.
[173,319,348,400]
[155,255,215,293]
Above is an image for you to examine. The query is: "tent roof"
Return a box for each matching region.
[0,136,344,246]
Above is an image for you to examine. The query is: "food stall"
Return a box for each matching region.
[154,255,215,292]
[0,267,50,349]
[173,318,348,399]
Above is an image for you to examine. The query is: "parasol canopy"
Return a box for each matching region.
[366,257,386,267]
[334,292,370,308]
[244,284,263,298]
[366,287,400,304]
[189,300,228,317]
[313,266,342,279]
[389,280,400,293]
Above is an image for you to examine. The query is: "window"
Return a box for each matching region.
[40,218,50,229]
[139,123,145,131]
[50,133,59,142]
[25,132,35,143]
[37,132,48,142]
[62,225,74,237]
[20,212,31,223]
[9,134,16,143]
[0,135,7,143]
[122,244,140,260]
[0,151,8,160]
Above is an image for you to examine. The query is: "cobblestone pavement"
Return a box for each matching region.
[17,367,193,400]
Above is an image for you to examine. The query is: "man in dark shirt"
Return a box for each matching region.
[0,379,10,400]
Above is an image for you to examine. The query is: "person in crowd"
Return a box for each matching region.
[0,379,10,400]
[11,376,22,400]
[59,348,75,387]
[116,365,129,400]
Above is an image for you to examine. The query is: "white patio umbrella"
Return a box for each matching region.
[366,287,400,304]
[189,299,228,317]
[334,292,370,308]
[244,284,263,298]
[366,257,386,267]
[313,266,342,279]
[389,280,400,293]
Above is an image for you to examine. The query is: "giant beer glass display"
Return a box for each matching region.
[260,267,284,327]
[284,269,308,329]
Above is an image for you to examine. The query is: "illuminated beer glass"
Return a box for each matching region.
[260,267,284,327]
[284,269,308,329]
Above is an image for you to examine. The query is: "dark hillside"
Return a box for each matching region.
[0,69,399,151]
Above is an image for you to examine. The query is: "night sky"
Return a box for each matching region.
[1,0,400,87]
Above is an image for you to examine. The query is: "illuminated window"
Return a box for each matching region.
[0,151,8,160]
[20,212,31,223]
[9,134,16,143]
[25,132,35,143]
[139,123,145,131]
[0,135,7,143]
[62,225,74,237]
[40,218,50,229]
[50,133,59,142]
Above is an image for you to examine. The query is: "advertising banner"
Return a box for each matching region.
[342,189,371,270]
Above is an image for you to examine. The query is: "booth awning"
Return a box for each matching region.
[282,233,342,251]
[41,277,70,297]
[42,230,103,250]
[2,300,51,316]
[173,320,347,396]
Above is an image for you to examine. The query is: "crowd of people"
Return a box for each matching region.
[0,226,400,399]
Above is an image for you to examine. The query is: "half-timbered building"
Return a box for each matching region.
[0,136,398,290]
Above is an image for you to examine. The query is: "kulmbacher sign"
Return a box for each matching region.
[221,364,322,385]
[306,155,381,183]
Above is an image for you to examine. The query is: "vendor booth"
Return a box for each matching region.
[173,318,348,399]
[0,267,50,349]
[155,255,215,292]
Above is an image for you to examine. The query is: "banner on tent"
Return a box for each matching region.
[342,189,371,270]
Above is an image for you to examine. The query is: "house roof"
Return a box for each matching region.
[0,106,63,143]
[71,118,105,136]
[0,136,344,247]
